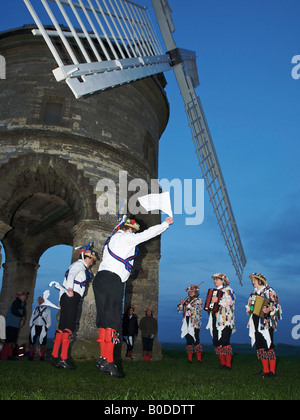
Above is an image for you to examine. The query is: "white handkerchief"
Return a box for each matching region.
[138,192,173,218]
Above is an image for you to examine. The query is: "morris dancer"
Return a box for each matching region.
[50,246,97,369]
[28,296,51,361]
[177,285,203,363]
[93,216,173,378]
[246,272,282,377]
[206,273,236,370]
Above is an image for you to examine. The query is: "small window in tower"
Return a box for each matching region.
[43,102,63,124]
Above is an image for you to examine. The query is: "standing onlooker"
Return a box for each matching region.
[139,307,158,362]
[122,305,138,359]
[28,296,51,361]
[177,285,203,363]
[2,291,29,360]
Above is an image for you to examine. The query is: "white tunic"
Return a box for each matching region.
[29,305,51,344]
[62,259,89,297]
[99,222,169,282]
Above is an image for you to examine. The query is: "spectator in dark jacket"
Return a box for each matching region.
[139,307,158,362]
[1,291,29,360]
[122,305,138,359]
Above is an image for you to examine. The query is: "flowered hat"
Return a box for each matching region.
[185,285,199,292]
[83,250,97,261]
[77,242,97,260]
[249,272,267,285]
[212,273,229,285]
[124,218,140,231]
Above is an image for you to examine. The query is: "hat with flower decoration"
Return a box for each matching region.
[212,273,229,285]
[249,272,267,285]
[185,284,199,293]
[124,218,140,231]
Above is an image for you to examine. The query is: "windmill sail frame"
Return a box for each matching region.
[152,0,246,283]
[23,0,172,97]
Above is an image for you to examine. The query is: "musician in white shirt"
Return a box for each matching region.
[28,296,51,361]
[93,216,173,378]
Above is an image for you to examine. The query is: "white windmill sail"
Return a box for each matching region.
[23,0,172,97]
[152,0,246,284]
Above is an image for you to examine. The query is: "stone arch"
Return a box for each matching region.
[0,152,98,232]
[0,152,99,334]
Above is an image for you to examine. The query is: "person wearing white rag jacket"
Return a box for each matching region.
[28,296,51,361]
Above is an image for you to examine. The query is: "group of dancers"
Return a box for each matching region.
[2,213,282,380]
[177,272,282,377]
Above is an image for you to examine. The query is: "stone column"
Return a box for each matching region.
[0,221,12,241]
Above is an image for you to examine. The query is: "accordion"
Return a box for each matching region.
[204,289,223,313]
[252,295,270,318]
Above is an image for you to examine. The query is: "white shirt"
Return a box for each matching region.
[62,259,89,297]
[99,221,169,282]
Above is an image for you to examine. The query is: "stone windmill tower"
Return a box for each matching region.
[0,17,169,359]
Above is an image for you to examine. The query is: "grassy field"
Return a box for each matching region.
[0,349,299,400]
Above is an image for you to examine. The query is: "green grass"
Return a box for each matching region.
[0,350,299,400]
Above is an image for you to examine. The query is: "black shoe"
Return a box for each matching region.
[49,355,59,367]
[95,357,105,369]
[255,370,265,376]
[216,364,226,370]
[268,372,277,378]
[56,358,76,370]
[99,359,123,378]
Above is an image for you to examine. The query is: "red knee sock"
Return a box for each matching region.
[29,345,34,358]
[52,330,63,358]
[261,358,269,373]
[269,358,276,374]
[60,329,72,360]
[196,351,202,362]
[105,328,116,363]
[97,328,106,359]
[216,347,226,366]
[224,345,233,368]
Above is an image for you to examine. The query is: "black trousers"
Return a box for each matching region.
[29,325,48,346]
[184,318,200,346]
[59,292,81,332]
[93,270,124,331]
[212,314,232,347]
[142,337,154,352]
[253,314,275,350]
[5,326,19,343]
